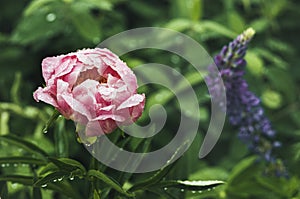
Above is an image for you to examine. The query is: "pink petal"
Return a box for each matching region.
[117,94,145,110]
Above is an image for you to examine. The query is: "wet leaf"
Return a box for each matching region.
[87,169,134,197]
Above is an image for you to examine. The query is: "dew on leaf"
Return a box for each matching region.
[46,13,56,22]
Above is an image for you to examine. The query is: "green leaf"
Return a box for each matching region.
[172,0,202,21]
[0,181,8,199]
[0,175,34,185]
[265,68,296,102]
[0,111,10,135]
[189,167,229,181]
[0,134,48,158]
[54,116,68,157]
[200,21,237,39]
[43,109,60,133]
[245,51,264,76]
[48,157,86,174]
[250,18,270,33]
[35,177,82,199]
[164,18,192,32]
[38,162,59,176]
[150,180,224,191]
[261,89,282,109]
[128,162,176,192]
[227,11,245,33]
[87,169,134,197]
[10,72,22,105]
[0,157,47,166]
[34,171,69,186]
[11,9,64,45]
[227,156,261,185]
[256,176,289,197]
[255,48,288,69]
[48,182,82,199]
[33,187,42,199]
[93,189,101,199]
[84,0,113,11]
[69,6,101,42]
[24,0,56,16]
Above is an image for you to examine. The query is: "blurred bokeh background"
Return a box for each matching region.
[0,0,300,198]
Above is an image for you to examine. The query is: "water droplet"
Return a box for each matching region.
[163,187,168,191]
[21,164,27,167]
[171,55,180,64]
[198,190,202,193]
[58,177,63,181]
[5,163,10,167]
[41,184,47,188]
[69,176,74,181]
[53,179,57,182]
[46,13,56,22]
[191,191,196,194]
[180,189,185,192]
[13,163,18,167]
[84,143,92,147]
[11,183,18,189]
[207,188,211,191]
[1,163,6,167]
[43,130,48,134]
[93,37,100,44]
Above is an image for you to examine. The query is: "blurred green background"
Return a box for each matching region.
[0,0,300,198]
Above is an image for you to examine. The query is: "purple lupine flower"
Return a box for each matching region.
[207,28,287,176]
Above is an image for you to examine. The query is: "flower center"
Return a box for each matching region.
[74,68,107,87]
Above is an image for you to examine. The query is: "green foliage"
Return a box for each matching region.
[1,0,300,198]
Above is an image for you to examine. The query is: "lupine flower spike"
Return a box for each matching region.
[206,28,287,177]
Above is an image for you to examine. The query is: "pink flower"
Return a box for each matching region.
[33,48,145,137]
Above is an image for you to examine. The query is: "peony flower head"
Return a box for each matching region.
[34,48,145,140]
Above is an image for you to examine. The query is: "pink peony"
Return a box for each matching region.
[33,48,145,137]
